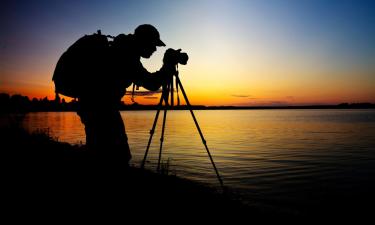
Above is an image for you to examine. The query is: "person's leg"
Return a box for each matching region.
[105,110,132,164]
[77,108,131,165]
[94,110,131,164]
[77,110,96,148]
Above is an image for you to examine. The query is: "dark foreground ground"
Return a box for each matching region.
[1,121,266,221]
[1,116,373,222]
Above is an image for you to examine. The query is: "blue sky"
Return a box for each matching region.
[1,0,374,105]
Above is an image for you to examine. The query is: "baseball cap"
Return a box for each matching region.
[134,24,166,47]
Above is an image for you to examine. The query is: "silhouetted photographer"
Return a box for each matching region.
[53,24,187,165]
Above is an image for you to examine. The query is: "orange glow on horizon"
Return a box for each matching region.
[1,58,374,106]
[1,77,374,106]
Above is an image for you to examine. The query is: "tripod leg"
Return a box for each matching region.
[141,96,163,169]
[157,107,168,172]
[176,76,224,188]
[170,78,174,107]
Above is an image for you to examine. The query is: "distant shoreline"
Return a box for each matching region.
[1,93,374,112]
[2,104,375,113]
[118,103,375,111]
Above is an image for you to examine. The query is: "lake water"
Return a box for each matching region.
[21,109,375,215]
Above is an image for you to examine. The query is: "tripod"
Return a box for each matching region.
[140,68,224,188]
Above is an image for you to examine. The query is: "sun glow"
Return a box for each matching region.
[1,0,374,105]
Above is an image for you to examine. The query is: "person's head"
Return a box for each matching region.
[134,24,165,58]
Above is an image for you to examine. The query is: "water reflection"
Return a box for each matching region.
[20,109,375,214]
[22,112,85,144]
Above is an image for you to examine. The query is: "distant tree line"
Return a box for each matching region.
[1,92,374,113]
[0,93,78,113]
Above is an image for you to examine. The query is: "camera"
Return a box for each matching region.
[164,48,189,65]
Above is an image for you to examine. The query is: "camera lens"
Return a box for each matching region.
[178,52,188,65]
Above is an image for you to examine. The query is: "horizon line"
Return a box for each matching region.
[1,92,374,108]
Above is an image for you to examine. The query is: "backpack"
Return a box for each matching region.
[52,30,111,98]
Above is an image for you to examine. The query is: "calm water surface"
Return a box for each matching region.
[21,109,375,214]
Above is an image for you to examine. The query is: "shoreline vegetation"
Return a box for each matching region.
[1,92,374,113]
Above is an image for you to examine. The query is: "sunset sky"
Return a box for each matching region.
[1,0,374,106]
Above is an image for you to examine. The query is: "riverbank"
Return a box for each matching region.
[1,120,265,220]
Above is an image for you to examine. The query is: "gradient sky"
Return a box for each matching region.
[1,0,374,106]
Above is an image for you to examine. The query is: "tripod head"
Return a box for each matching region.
[161,65,180,107]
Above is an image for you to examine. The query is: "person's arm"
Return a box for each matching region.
[134,62,176,91]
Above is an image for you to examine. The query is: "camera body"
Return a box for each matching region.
[164,48,189,65]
